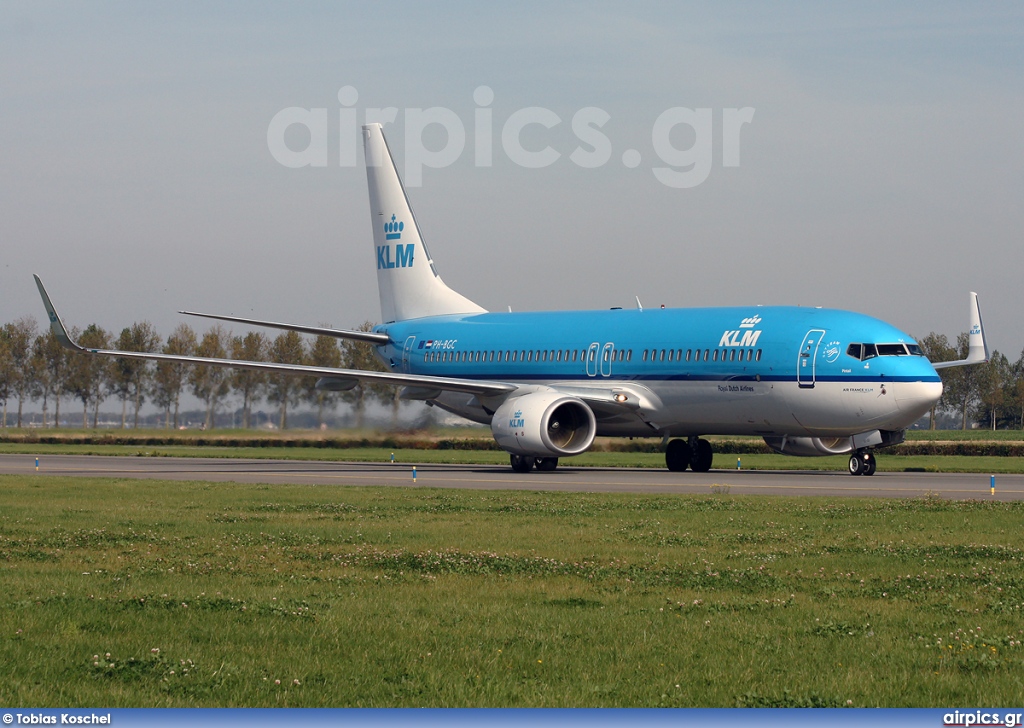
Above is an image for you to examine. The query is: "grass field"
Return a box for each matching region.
[2,475,1023,707]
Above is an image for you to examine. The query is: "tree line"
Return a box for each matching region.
[0,317,397,430]
[916,332,1024,430]
[2,317,1023,430]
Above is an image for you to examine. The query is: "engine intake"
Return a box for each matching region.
[492,392,597,457]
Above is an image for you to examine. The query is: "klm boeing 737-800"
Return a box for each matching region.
[35,123,989,476]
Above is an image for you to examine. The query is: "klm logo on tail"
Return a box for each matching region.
[385,214,404,240]
[378,214,415,269]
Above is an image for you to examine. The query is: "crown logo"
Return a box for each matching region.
[739,315,762,329]
[384,214,404,240]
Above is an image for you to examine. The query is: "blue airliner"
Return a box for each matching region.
[35,123,989,476]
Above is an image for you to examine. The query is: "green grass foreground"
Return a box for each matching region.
[2,476,1023,707]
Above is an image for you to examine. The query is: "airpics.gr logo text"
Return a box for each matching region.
[943,711,1022,727]
[267,86,754,188]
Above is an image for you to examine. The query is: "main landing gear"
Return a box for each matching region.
[665,437,713,473]
[510,455,559,473]
[848,450,877,476]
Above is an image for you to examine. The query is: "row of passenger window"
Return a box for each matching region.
[642,348,763,363]
[422,347,763,364]
[424,349,606,364]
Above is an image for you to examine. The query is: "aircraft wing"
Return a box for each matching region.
[932,292,990,370]
[34,276,514,399]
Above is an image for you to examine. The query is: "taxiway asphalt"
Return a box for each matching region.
[0,454,1019,500]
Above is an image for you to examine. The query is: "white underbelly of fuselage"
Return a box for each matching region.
[428,378,939,439]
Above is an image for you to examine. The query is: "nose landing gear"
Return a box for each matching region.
[848,450,877,476]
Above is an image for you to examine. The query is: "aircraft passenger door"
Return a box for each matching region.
[586,342,599,377]
[797,329,826,388]
[402,336,416,373]
[600,343,615,377]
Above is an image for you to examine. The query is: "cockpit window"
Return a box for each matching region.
[876,344,908,356]
[847,342,922,361]
[847,343,877,360]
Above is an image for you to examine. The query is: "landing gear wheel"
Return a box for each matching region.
[848,451,876,476]
[665,439,691,472]
[536,457,559,472]
[691,438,714,473]
[862,453,877,476]
[510,454,536,473]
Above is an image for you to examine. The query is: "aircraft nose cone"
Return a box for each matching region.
[894,380,943,419]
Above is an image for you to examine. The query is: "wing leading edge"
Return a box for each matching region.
[33,275,515,399]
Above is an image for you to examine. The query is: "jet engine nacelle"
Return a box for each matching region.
[763,436,855,457]
[492,392,597,457]
[763,429,903,457]
[315,377,357,392]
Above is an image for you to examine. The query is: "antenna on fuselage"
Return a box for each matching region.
[635,296,643,311]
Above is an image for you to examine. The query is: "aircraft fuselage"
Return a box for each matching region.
[375,305,941,439]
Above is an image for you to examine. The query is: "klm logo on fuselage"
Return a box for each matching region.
[377,214,414,270]
[719,329,762,347]
[720,315,763,347]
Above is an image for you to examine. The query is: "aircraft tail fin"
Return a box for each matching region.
[362,123,485,323]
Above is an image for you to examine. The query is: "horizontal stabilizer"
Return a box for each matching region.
[179,311,390,345]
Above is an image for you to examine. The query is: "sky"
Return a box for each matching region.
[3,2,1023,359]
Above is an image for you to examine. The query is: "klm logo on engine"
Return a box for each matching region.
[377,215,414,270]
[509,409,525,429]
[720,314,763,347]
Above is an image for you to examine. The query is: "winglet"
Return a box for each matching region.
[33,275,84,352]
[966,291,989,365]
[933,291,989,369]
